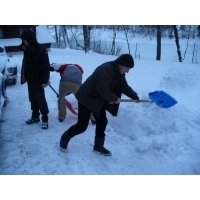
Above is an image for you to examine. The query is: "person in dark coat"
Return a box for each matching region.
[19,30,50,129]
[59,54,140,156]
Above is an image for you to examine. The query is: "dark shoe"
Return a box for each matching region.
[60,132,71,149]
[93,137,112,156]
[42,121,48,129]
[26,117,40,124]
[93,146,112,156]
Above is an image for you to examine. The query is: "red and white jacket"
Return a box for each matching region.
[50,63,84,85]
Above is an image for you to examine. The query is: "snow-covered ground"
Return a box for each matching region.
[0,46,200,200]
[1,47,199,175]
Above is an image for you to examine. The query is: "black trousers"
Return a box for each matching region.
[27,82,49,122]
[67,102,108,138]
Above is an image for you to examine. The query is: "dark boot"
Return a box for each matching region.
[26,117,40,124]
[60,131,71,150]
[93,137,112,156]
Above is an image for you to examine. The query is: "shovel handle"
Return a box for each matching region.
[121,99,152,103]
[49,83,59,98]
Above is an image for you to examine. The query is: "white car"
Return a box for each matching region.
[0,44,18,85]
[0,72,7,121]
[0,44,18,121]
[0,45,7,120]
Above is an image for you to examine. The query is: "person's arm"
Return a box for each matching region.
[40,49,50,85]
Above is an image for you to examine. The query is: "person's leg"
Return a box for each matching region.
[35,89,49,121]
[32,84,49,128]
[93,108,111,156]
[94,109,107,138]
[26,82,40,124]
[60,102,91,149]
[58,81,80,121]
[30,102,40,118]
[69,81,80,95]
[58,81,71,121]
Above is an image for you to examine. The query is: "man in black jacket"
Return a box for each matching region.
[59,54,140,156]
[19,30,50,129]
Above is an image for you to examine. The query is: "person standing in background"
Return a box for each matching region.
[19,30,50,129]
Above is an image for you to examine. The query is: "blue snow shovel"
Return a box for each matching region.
[148,90,177,108]
[121,90,177,108]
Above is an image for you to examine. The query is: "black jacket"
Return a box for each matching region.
[75,60,139,117]
[19,30,50,85]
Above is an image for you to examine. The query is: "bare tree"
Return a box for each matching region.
[110,25,116,55]
[168,26,173,39]
[61,26,67,48]
[182,26,192,60]
[122,25,131,54]
[130,25,136,37]
[156,25,161,60]
[54,25,59,47]
[83,25,91,53]
[138,25,156,39]
[197,25,200,38]
[61,25,70,48]
[173,25,182,62]
[68,26,84,50]
[58,27,63,48]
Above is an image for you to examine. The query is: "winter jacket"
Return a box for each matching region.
[50,63,83,85]
[75,60,139,117]
[19,30,50,85]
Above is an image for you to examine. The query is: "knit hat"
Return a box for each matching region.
[116,54,134,68]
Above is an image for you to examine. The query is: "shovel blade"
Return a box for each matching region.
[148,91,178,108]
[65,98,78,115]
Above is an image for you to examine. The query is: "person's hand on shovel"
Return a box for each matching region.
[42,83,49,88]
[109,97,121,104]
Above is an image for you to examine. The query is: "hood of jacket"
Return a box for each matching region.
[19,30,39,52]
[20,30,38,46]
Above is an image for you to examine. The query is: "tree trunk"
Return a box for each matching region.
[197,25,200,38]
[156,25,161,60]
[54,25,58,47]
[122,25,130,54]
[110,25,116,55]
[83,25,90,53]
[58,26,62,48]
[173,25,182,62]
[61,26,67,48]
[69,27,85,50]
[183,26,191,60]
[62,25,70,48]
